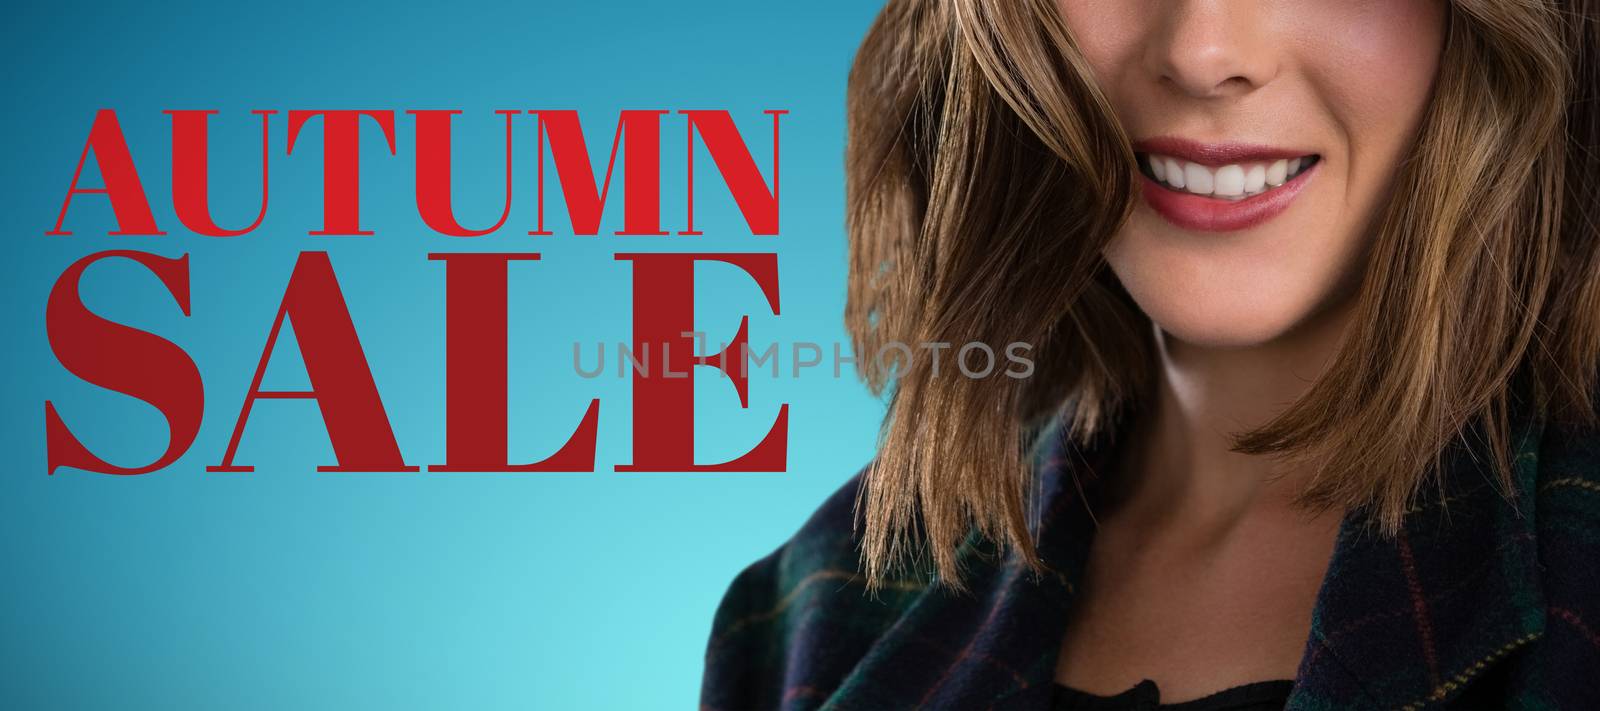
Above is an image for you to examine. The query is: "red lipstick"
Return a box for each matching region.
[1134,137,1309,165]
[1133,137,1319,233]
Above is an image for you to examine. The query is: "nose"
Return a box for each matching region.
[1145,1,1278,99]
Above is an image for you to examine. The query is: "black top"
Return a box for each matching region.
[1052,679,1294,711]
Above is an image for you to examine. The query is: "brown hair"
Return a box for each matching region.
[845,0,1600,590]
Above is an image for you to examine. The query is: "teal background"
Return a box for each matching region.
[2,1,887,708]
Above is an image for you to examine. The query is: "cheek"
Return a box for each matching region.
[1298,1,1445,194]
[1304,0,1445,89]
[1055,0,1151,80]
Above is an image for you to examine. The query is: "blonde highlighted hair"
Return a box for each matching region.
[846,0,1600,590]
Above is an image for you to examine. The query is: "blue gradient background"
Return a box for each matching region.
[2,1,887,708]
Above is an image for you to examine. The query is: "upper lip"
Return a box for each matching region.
[1133,136,1315,166]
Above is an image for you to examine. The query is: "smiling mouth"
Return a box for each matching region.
[1137,152,1321,201]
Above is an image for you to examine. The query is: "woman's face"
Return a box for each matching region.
[1057,1,1447,347]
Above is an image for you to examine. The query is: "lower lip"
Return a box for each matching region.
[1140,162,1317,232]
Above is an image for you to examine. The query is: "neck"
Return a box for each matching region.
[1118,300,1356,524]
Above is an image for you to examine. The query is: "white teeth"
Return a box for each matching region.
[1184,162,1213,194]
[1144,153,1314,198]
[1244,164,1266,193]
[1266,159,1287,186]
[1214,165,1245,197]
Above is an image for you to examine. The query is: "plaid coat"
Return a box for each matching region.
[701,399,1600,710]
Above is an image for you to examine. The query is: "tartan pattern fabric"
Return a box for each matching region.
[701,398,1600,710]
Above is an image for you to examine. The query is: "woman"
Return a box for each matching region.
[704,1,1600,709]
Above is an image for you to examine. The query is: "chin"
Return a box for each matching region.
[1145,306,1305,349]
[1114,271,1327,350]
[1105,221,1356,351]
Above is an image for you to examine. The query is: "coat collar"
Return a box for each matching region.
[1287,409,1547,710]
[1026,400,1548,710]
